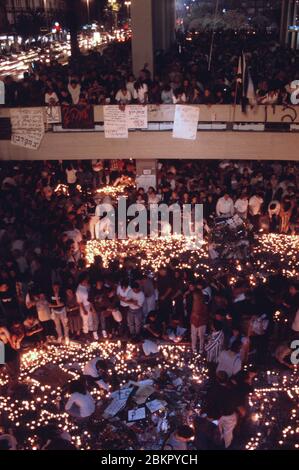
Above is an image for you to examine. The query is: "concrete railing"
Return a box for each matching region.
[1,104,299,161]
[1,104,299,125]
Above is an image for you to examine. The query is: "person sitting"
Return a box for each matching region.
[216,340,242,378]
[164,425,195,451]
[22,313,45,348]
[142,310,162,340]
[65,378,95,419]
[83,358,110,391]
[204,371,239,449]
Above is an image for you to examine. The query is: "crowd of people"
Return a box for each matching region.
[0,158,298,450]
[2,31,299,108]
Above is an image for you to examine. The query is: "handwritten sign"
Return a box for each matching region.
[126,105,148,129]
[173,105,199,140]
[148,104,174,121]
[103,106,128,138]
[10,108,44,150]
[11,129,44,150]
[61,104,94,129]
[46,106,61,124]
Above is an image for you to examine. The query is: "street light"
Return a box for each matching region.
[108,0,118,28]
[86,0,91,24]
[43,0,49,31]
[124,1,131,18]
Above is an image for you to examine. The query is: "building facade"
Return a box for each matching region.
[5,0,66,27]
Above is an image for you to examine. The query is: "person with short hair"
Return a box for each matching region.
[126,282,145,338]
[76,273,98,341]
[65,379,95,419]
[216,193,234,218]
[164,425,194,451]
[205,320,225,363]
[190,289,209,354]
[216,340,242,378]
[49,283,69,344]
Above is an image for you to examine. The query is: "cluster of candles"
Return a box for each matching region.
[0,341,208,450]
[85,235,208,271]
[85,233,299,283]
[1,341,298,449]
[246,369,299,450]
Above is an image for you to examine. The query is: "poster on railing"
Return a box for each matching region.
[11,128,44,150]
[172,105,199,140]
[148,104,174,122]
[103,105,128,138]
[10,108,44,131]
[46,106,61,124]
[61,104,94,129]
[126,105,148,129]
[10,108,44,150]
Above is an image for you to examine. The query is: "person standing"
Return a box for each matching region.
[190,289,209,354]
[234,194,249,219]
[35,292,55,339]
[216,341,242,378]
[127,282,145,339]
[205,320,224,364]
[216,193,234,218]
[76,273,99,341]
[116,279,132,337]
[49,283,69,344]
[65,288,82,339]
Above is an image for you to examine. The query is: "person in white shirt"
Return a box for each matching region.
[63,227,82,254]
[147,187,160,204]
[35,292,54,338]
[65,379,95,419]
[65,165,77,186]
[172,89,187,104]
[133,80,148,104]
[117,279,132,336]
[248,194,263,216]
[216,193,234,218]
[45,89,59,106]
[76,274,98,340]
[68,80,81,105]
[115,83,132,105]
[126,74,136,96]
[83,358,110,391]
[126,282,145,337]
[83,357,101,378]
[248,193,264,230]
[216,341,242,378]
[234,194,249,219]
